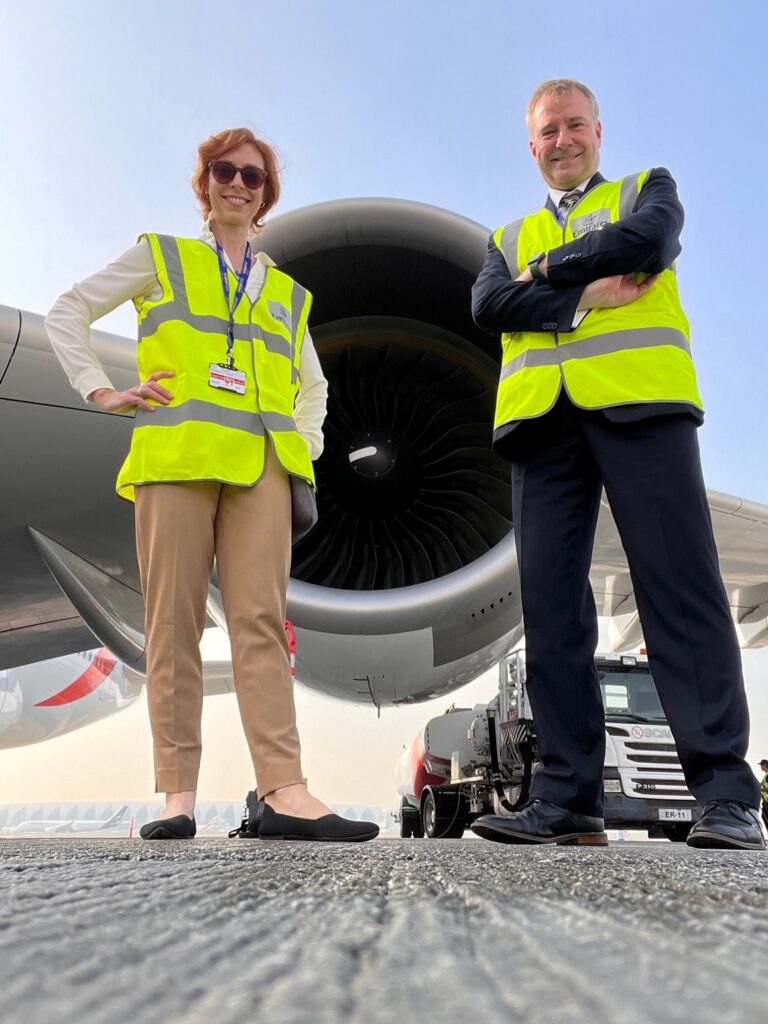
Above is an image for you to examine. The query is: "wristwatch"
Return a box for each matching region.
[527,251,547,281]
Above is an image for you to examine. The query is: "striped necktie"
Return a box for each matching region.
[557,189,583,224]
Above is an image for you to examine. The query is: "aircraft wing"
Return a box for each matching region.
[591,489,768,651]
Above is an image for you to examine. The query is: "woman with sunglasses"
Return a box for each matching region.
[46,128,378,843]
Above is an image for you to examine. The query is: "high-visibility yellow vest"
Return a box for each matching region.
[116,233,314,501]
[492,171,703,433]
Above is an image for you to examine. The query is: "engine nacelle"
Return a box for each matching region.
[208,198,522,705]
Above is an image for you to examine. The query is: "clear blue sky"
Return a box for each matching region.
[1,2,767,802]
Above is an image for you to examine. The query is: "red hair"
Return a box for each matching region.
[192,128,282,231]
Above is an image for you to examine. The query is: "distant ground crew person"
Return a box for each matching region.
[760,760,768,832]
[46,128,377,844]
[469,78,763,851]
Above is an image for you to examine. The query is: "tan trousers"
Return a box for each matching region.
[134,445,303,796]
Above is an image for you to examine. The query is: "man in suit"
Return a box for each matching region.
[469,78,763,850]
[760,760,768,833]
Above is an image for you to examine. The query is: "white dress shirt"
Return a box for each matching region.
[548,176,594,215]
[45,220,328,459]
[547,176,594,328]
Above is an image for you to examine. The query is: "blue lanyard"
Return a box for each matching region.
[215,240,252,366]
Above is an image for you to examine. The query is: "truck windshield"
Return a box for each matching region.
[598,667,666,722]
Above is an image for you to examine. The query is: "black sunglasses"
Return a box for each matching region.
[209,160,268,190]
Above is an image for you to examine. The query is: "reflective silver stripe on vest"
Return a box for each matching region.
[262,328,292,360]
[618,172,642,220]
[140,302,292,360]
[497,218,525,275]
[141,304,238,339]
[289,280,307,384]
[249,321,292,359]
[135,400,266,435]
[262,411,298,432]
[156,234,190,307]
[500,327,691,381]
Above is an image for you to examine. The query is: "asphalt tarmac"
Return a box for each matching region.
[0,837,764,1024]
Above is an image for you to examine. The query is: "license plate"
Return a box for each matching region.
[658,808,692,822]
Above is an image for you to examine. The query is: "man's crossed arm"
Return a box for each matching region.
[471,168,684,335]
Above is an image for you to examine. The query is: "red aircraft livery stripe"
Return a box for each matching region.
[34,648,118,707]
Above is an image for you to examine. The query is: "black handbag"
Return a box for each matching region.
[290,476,318,544]
[228,790,260,838]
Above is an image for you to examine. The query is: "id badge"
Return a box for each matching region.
[209,363,246,395]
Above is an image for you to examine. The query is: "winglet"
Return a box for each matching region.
[27,529,146,670]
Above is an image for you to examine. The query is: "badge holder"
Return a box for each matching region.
[209,358,246,395]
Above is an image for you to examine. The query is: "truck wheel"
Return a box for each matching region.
[660,823,692,843]
[422,789,466,839]
[399,799,422,839]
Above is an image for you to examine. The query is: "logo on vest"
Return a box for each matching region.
[570,208,611,238]
[268,302,291,330]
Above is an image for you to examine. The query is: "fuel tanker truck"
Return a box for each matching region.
[395,651,701,841]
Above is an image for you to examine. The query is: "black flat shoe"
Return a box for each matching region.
[139,814,196,840]
[470,799,608,846]
[686,799,765,850]
[255,801,379,842]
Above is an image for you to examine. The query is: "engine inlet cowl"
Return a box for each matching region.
[258,199,514,592]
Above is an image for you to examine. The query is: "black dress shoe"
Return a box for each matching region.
[470,799,608,846]
[255,801,379,842]
[139,814,196,840]
[686,800,765,850]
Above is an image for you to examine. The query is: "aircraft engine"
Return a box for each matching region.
[207,200,522,705]
[266,200,511,590]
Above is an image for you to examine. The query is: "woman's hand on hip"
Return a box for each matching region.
[90,371,175,413]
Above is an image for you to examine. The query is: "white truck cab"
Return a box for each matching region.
[396,650,700,841]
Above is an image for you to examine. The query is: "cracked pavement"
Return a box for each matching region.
[0,838,765,1023]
